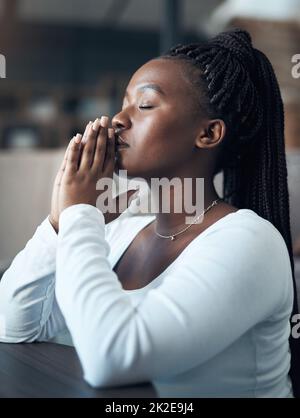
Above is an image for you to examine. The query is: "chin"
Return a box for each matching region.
[114,155,155,180]
[114,159,126,174]
[113,163,145,181]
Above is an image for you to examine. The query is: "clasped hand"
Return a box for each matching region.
[49,116,138,233]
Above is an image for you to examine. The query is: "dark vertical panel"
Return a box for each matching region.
[160,0,183,54]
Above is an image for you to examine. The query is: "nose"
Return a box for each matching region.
[112,110,131,134]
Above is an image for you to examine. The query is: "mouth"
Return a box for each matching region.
[115,135,129,152]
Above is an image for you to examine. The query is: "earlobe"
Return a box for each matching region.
[201,137,211,144]
[195,119,226,149]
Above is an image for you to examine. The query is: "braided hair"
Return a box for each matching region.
[160,28,300,397]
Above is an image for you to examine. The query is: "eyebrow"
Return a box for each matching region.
[125,83,166,98]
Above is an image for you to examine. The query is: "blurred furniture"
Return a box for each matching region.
[0,82,117,150]
[0,342,157,398]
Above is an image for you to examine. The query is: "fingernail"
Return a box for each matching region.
[92,118,101,131]
[75,133,82,143]
[100,116,109,128]
[82,122,92,143]
[108,128,115,139]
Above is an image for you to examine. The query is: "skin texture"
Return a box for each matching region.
[51,58,239,289]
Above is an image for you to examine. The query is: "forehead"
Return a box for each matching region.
[126,58,192,97]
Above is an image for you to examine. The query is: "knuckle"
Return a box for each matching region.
[97,141,106,151]
[85,148,93,155]
[63,176,74,185]
[76,172,85,181]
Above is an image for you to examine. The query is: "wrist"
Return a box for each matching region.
[49,215,59,234]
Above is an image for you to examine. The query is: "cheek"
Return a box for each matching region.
[136,126,177,163]
[139,132,190,173]
[136,115,186,151]
[123,113,194,175]
[150,119,192,161]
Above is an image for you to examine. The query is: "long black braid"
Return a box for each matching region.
[160,28,300,397]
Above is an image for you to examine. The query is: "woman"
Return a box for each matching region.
[0,29,299,398]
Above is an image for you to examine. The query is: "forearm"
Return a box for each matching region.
[48,214,59,234]
[0,217,65,342]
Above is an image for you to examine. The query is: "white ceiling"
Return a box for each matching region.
[0,0,223,32]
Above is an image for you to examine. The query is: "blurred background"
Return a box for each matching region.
[0,0,300,293]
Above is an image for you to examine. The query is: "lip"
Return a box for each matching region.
[116,146,128,153]
[115,134,129,147]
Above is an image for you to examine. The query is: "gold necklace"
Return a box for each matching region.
[154,198,221,241]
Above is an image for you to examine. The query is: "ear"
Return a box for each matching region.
[195,119,226,149]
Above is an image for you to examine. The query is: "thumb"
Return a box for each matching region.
[115,188,140,213]
[103,188,140,224]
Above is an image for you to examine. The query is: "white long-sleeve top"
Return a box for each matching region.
[0,204,294,397]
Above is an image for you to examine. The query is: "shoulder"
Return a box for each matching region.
[203,208,290,257]
[186,209,293,307]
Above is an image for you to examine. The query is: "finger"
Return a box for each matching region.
[55,137,74,185]
[114,189,139,214]
[92,116,110,174]
[104,189,139,224]
[79,118,100,170]
[81,121,93,145]
[60,138,73,170]
[127,188,140,204]
[102,127,116,174]
[65,134,82,175]
[77,121,92,169]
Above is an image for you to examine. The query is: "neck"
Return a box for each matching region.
[145,176,220,236]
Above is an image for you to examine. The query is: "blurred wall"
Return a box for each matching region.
[0,150,63,265]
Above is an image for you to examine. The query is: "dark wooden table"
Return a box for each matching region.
[0,342,157,398]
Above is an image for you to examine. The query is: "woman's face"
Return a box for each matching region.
[112,58,205,180]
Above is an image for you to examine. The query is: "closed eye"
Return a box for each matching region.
[139,105,154,109]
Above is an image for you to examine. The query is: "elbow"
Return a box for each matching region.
[78,347,116,388]
[84,372,109,389]
[77,321,147,388]
[79,350,142,389]
[80,351,123,388]
[83,368,142,390]
[82,363,122,389]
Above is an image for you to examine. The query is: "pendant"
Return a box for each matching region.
[171,236,175,241]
